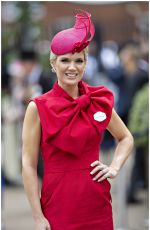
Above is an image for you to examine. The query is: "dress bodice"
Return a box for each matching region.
[32,81,114,173]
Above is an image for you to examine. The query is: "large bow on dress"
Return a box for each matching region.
[33,81,114,156]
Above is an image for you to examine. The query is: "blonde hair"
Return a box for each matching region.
[50,47,88,63]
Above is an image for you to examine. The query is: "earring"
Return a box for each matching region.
[51,67,56,73]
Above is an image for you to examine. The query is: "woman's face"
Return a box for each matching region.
[52,51,86,87]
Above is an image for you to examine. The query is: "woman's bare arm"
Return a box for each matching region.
[107,109,134,168]
[22,101,50,230]
[90,109,134,181]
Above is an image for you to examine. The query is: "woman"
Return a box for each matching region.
[22,10,134,230]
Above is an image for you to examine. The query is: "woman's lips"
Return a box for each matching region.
[65,73,78,78]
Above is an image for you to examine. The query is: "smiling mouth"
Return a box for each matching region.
[65,73,78,78]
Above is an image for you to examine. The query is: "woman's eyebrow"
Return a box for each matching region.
[60,57,70,60]
[75,58,84,61]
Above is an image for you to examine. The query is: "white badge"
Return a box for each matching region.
[93,111,106,122]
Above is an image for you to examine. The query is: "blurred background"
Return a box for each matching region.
[1,1,149,230]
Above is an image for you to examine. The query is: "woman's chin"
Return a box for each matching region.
[64,77,80,85]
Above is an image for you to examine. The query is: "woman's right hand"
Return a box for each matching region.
[35,216,51,230]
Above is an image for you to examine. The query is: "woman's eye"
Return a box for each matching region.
[60,58,84,63]
[61,59,69,62]
[76,59,84,63]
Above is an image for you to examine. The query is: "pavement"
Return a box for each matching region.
[2,152,149,230]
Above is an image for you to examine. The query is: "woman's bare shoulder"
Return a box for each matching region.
[26,101,38,113]
[24,101,39,121]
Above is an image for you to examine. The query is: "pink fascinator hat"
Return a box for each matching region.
[50,9,95,55]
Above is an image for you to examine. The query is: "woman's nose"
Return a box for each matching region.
[68,62,76,70]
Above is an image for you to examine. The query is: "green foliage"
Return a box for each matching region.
[128,84,149,148]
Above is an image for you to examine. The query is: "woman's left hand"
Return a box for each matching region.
[90,160,118,182]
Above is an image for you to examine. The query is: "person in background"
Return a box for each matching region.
[118,43,148,124]
[20,49,55,96]
[83,40,99,86]
[22,10,134,230]
[119,43,148,203]
[2,61,26,186]
[127,83,148,203]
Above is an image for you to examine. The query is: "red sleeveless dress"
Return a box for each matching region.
[32,81,114,230]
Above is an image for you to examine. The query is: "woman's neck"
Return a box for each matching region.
[58,81,79,99]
